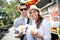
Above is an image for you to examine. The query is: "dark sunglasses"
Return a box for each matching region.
[20,8,27,11]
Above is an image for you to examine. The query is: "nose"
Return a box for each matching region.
[22,10,25,12]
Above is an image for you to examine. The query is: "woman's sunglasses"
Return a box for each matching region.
[20,8,27,11]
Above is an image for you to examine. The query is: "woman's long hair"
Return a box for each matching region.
[35,10,43,29]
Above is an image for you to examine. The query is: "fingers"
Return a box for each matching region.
[30,29,36,36]
[20,32,23,36]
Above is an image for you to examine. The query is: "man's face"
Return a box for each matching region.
[20,5,28,17]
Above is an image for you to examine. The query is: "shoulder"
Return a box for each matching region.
[14,15,23,23]
[42,19,49,25]
[41,19,50,28]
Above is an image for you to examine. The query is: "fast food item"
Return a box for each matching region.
[16,25,28,34]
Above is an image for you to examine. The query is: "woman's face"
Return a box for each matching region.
[29,9,39,20]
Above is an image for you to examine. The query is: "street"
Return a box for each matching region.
[1,27,20,40]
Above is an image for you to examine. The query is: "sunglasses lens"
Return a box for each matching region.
[20,9,23,11]
[20,8,27,11]
[24,8,27,10]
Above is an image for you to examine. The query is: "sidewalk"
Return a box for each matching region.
[1,27,20,40]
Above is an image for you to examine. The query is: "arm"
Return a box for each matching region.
[14,20,23,38]
[40,20,51,40]
[42,20,51,40]
[31,19,51,40]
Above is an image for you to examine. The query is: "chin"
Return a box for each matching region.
[33,18,36,20]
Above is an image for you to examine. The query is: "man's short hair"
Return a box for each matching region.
[20,3,28,8]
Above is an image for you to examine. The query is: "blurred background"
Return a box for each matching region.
[0,0,60,40]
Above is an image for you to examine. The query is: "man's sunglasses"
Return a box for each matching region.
[20,8,27,11]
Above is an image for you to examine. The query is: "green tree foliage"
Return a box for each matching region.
[0,0,21,20]
[0,0,21,27]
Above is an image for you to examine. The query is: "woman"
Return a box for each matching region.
[28,5,51,40]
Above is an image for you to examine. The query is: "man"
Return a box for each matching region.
[14,3,29,40]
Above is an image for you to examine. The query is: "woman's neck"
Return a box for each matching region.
[35,16,38,22]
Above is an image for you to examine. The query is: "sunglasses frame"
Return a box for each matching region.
[20,8,28,11]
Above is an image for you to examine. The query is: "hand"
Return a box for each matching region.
[30,29,39,37]
[20,27,27,34]
[30,29,44,40]
[15,31,23,38]
[18,25,27,33]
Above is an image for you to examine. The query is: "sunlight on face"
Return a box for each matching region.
[20,5,28,17]
[29,9,39,20]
